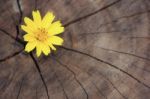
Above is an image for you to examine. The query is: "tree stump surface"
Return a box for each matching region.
[0,0,150,99]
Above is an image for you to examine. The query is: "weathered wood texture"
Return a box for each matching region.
[0,0,150,99]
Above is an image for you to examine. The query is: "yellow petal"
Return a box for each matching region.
[23,34,35,42]
[24,17,36,30]
[45,40,56,51]
[48,36,64,45]
[32,10,41,25]
[50,44,56,50]
[48,21,64,36]
[21,25,33,34]
[42,12,55,28]
[49,43,56,50]
[25,41,37,52]
[36,43,42,57]
[41,43,51,56]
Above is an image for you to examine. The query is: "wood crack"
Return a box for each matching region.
[0,28,25,63]
[98,47,150,62]
[53,58,89,99]
[0,28,25,45]
[16,78,24,99]
[35,87,38,99]
[54,73,69,99]
[92,82,107,99]
[16,0,23,40]
[64,0,121,27]
[60,46,150,90]
[55,57,128,99]
[16,0,23,24]
[97,72,128,99]
[98,10,150,29]
[15,25,20,42]
[78,31,120,37]
[0,49,23,62]
[30,53,50,99]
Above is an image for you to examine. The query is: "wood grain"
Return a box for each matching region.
[0,0,150,99]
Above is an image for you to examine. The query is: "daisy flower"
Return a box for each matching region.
[21,10,64,57]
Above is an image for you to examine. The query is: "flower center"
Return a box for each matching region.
[35,28,49,42]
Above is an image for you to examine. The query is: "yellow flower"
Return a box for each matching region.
[21,10,64,57]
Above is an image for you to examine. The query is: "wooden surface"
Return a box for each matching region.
[0,0,150,99]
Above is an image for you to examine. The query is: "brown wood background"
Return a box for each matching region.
[0,0,150,99]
